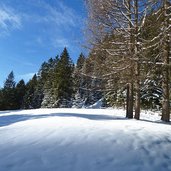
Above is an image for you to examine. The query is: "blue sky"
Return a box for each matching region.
[0,0,87,87]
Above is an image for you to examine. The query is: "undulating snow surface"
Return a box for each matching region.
[0,108,171,171]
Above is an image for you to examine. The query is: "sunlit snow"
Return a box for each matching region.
[0,108,171,171]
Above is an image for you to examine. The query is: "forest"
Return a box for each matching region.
[0,0,170,122]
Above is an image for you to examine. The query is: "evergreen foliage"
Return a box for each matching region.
[22,74,38,109]
[0,71,17,110]
[54,48,74,107]
[15,79,26,109]
[4,71,15,89]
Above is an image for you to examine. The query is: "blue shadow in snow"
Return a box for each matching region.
[0,112,125,127]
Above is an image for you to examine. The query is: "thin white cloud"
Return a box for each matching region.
[6,57,36,67]
[32,1,81,28]
[19,1,82,48]
[17,72,36,82]
[53,38,70,48]
[46,2,77,27]
[35,36,44,46]
[0,5,22,32]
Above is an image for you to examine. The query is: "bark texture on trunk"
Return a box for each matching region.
[134,0,141,120]
[126,83,133,118]
[161,0,170,122]
[126,0,134,119]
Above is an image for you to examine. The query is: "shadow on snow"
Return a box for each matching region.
[0,111,170,128]
[0,112,125,127]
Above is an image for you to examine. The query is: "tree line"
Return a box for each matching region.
[0,48,79,109]
[0,47,103,110]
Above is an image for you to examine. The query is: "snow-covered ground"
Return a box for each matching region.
[0,108,171,171]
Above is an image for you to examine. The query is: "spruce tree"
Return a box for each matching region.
[73,53,86,108]
[4,71,15,89]
[76,53,86,70]
[0,88,5,110]
[3,71,17,110]
[55,48,74,107]
[22,74,38,109]
[15,79,26,109]
[41,56,59,108]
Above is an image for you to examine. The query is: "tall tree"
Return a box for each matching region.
[22,74,38,109]
[3,71,17,110]
[54,48,74,107]
[86,0,154,119]
[160,0,170,121]
[41,56,59,108]
[15,79,26,109]
[4,71,15,89]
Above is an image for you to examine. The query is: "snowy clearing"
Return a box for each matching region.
[0,108,171,171]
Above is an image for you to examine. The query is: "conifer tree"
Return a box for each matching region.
[0,88,5,110]
[74,53,86,94]
[55,48,74,107]
[3,71,17,110]
[41,56,59,108]
[76,53,86,70]
[22,74,38,109]
[15,79,26,109]
[73,53,86,108]
[4,71,15,89]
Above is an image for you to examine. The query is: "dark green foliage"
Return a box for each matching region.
[0,89,5,110]
[41,48,74,108]
[0,71,17,110]
[4,71,15,89]
[22,74,38,109]
[72,53,87,107]
[76,53,86,70]
[41,56,59,108]
[54,48,74,107]
[0,50,79,110]
[15,79,26,109]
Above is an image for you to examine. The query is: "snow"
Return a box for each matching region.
[0,108,171,171]
[87,98,104,109]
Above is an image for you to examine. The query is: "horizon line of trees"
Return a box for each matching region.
[0,47,101,110]
[0,48,78,110]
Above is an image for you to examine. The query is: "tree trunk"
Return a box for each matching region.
[126,0,134,119]
[134,0,141,120]
[161,0,170,122]
[126,83,133,118]
[134,62,140,120]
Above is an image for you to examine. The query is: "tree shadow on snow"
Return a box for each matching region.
[140,118,171,125]
[0,112,126,127]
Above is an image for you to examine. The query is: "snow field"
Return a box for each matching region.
[0,108,171,171]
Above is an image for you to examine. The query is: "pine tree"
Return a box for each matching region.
[0,88,5,110]
[15,79,26,109]
[3,71,17,110]
[22,74,38,109]
[41,56,59,108]
[73,53,86,108]
[54,48,74,107]
[76,53,86,70]
[4,71,15,89]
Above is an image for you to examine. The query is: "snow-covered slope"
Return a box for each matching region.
[0,108,170,171]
